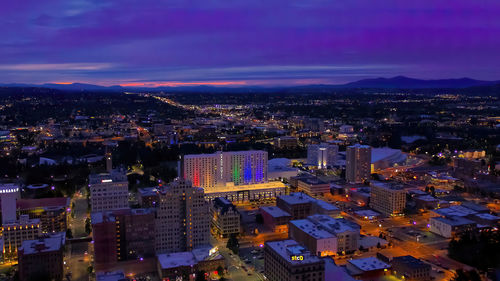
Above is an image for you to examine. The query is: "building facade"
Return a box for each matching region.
[307,143,338,169]
[210,197,240,238]
[89,169,129,212]
[369,181,406,215]
[155,179,210,254]
[182,150,268,191]
[2,215,41,261]
[18,236,64,281]
[91,208,155,266]
[346,144,371,183]
[264,239,325,281]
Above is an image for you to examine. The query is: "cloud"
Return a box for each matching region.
[0,63,115,71]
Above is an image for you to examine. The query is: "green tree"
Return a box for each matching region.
[226,233,240,255]
[216,265,224,278]
[85,217,92,235]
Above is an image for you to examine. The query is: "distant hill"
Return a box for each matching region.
[1,76,499,92]
[340,76,499,89]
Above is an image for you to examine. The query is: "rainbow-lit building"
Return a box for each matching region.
[181,150,268,191]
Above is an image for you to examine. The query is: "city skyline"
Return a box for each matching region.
[1,0,500,86]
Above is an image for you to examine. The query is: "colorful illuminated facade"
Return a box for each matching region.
[181,150,268,191]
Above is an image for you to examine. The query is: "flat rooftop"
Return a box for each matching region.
[260,206,291,218]
[309,214,360,233]
[431,216,475,226]
[20,236,63,255]
[348,257,390,272]
[266,239,322,266]
[433,205,477,217]
[205,181,286,193]
[278,192,315,205]
[290,219,336,239]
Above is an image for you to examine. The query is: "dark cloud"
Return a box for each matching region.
[0,0,499,85]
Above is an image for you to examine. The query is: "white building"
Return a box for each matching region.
[155,179,209,254]
[289,214,360,255]
[182,150,268,191]
[346,144,371,183]
[429,216,476,238]
[0,183,20,223]
[307,143,339,169]
[369,181,406,216]
[89,169,129,212]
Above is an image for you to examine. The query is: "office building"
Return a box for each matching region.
[18,235,64,281]
[89,168,129,212]
[92,208,155,266]
[289,214,360,255]
[346,257,391,279]
[369,181,406,215]
[17,197,70,233]
[391,255,431,281]
[276,192,340,220]
[0,183,20,224]
[157,246,224,281]
[274,136,299,149]
[307,143,338,169]
[210,197,240,238]
[264,239,325,281]
[155,179,209,254]
[297,177,331,197]
[2,215,41,261]
[260,206,292,233]
[181,150,267,191]
[346,144,371,183]
[429,216,476,238]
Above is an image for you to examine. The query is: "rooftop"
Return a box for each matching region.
[266,239,323,265]
[96,271,126,281]
[278,192,315,205]
[431,216,476,226]
[20,236,63,255]
[393,255,431,269]
[433,205,478,217]
[89,168,128,184]
[16,197,70,210]
[260,206,291,218]
[348,257,390,272]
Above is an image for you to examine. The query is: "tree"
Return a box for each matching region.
[66,228,73,239]
[216,265,224,278]
[430,186,436,197]
[85,217,92,235]
[451,269,481,281]
[195,270,207,281]
[376,242,381,248]
[255,213,264,224]
[226,233,239,254]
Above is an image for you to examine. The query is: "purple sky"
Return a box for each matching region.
[1,0,499,86]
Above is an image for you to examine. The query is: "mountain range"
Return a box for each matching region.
[1,76,499,91]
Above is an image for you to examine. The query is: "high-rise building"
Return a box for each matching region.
[307,143,338,169]
[369,181,407,215]
[155,179,209,254]
[181,150,267,191]
[91,208,155,266]
[264,239,325,281]
[346,144,372,183]
[0,183,20,224]
[89,168,129,212]
[18,235,64,281]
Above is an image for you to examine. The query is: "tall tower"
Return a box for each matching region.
[346,144,372,183]
[155,178,209,253]
[0,183,20,224]
[307,143,339,169]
